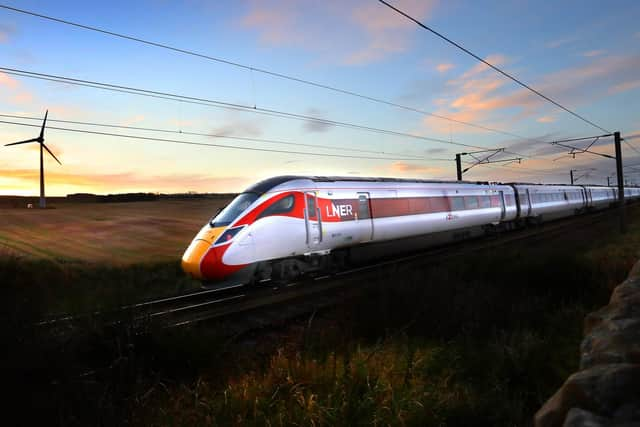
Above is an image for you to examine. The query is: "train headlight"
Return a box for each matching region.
[214,226,245,245]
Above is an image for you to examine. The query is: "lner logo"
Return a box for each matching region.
[326,203,353,218]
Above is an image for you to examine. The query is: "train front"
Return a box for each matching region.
[181,192,258,284]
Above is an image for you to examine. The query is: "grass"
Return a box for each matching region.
[3,204,639,425]
[132,207,640,426]
[0,198,231,264]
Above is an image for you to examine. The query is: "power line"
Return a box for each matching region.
[0,113,432,160]
[1,66,496,153]
[0,3,542,145]
[377,0,611,134]
[624,139,640,155]
[0,119,448,162]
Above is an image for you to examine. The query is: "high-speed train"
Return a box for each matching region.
[181,176,640,286]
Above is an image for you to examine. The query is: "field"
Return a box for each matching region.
[0,198,232,264]
[3,202,640,425]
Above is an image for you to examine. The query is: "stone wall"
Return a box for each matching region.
[534,262,640,427]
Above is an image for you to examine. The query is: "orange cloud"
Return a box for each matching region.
[389,161,443,175]
[240,0,438,65]
[121,114,145,126]
[436,63,454,73]
[0,167,252,196]
[609,80,640,94]
[536,116,555,123]
[11,92,33,104]
[423,53,640,135]
[0,72,19,89]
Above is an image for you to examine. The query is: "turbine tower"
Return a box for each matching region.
[5,110,61,208]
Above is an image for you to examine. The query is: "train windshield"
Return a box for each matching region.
[210,192,259,227]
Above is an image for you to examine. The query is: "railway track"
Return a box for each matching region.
[39,207,618,334]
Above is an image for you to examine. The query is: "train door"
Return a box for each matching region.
[499,191,506,221]
[524,189,533,216]
[356,192,374,242]
[304,192,322,247]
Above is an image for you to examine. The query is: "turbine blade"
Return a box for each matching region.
[42,143,62,165]
[5,138,39,146]
[40,110,48,140]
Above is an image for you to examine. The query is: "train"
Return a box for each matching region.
[181,176,640,286]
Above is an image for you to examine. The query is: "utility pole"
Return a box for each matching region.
[455,148,520,181]
[607,176,610,187]
[570,170,574,185]
[614,131,625,233]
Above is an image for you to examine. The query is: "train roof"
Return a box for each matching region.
[244,175,498,194]
[243,175,632,195]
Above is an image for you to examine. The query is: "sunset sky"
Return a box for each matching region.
[1,0,639,196]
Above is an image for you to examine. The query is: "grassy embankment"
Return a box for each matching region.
[2,203,639,425]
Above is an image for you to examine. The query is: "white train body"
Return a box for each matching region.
[181,176,640,284]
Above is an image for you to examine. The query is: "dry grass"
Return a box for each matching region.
[0,198,231,264]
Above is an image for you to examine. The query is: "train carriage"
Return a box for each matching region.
[182,176,640,286]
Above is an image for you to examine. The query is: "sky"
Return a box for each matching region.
[0,0,639,196]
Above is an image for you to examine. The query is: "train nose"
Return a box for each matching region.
[181,225,224,279]
[181,239,210,279]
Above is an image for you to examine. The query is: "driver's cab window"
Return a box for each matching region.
[258,194,295,219]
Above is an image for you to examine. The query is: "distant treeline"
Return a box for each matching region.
[0,192,237,207]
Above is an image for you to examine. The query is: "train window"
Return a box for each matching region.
[306,194,316,218]
[490,195,501,207]
[450,196,465,211]
[258,194,296,219]
[210,192,259,227]
[479,196,491,208]
[464,196,479,209]
[358,195,370,219]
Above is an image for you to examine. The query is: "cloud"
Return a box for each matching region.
[121,114,145,126]
[0,72,19,89]
[0,23,15,44]
[389,161,443,174]
[240,0,438,65]
[0,71,36,107]
[536,116,555,123]
[545,36,579,49]
[0,168,251,194]
[210,115,263,137]
[609,80,640,94]
[436,63,454,73]
[582,50,605,57]
[303,108,334,133]
[423,53,640,134]
[426,147,448,154]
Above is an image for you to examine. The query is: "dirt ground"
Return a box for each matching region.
[0,198,232,264]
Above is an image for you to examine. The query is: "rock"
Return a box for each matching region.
[562,408,610,427]
[609,278,640,306]
[627,260,640,280]
[534,364,640,427]
[581,318,640,369]
[536,261,640,427]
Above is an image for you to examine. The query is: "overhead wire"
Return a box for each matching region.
[1,66,495,153]
[0,119,449,162]
[0,3,544,147]
[0,113,435,160]
[377,0,611,134]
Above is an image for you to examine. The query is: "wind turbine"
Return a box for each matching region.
[5,110,61,208]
